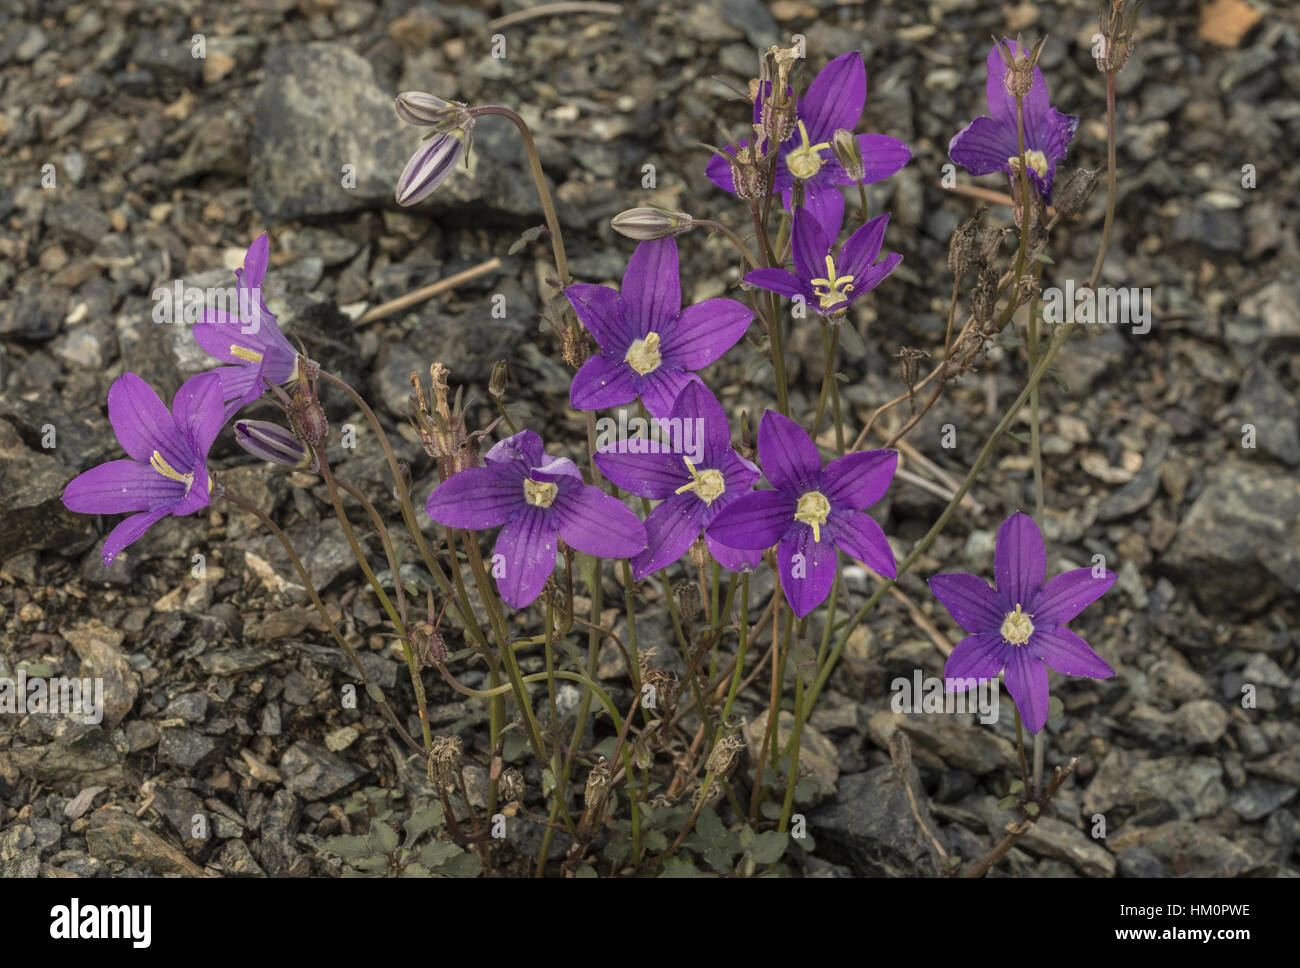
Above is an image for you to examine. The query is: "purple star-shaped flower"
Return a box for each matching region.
[948,40,1078,202]
[193,233,299,407]
[707,410,897,618]
[706,52,911,238]
[425,429,647,609]
[566,237,752,418]
[929,512,1116,733]
[62,372,224,567]
[744,208,901,320]
[594,382,761,580]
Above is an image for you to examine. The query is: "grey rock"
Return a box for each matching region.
[1110,821,1259,878]
[216,839,267,877]
[163,692,209,724]
[0,285,67,339]
[1230,363,1300,466]
[158,728,218,770]
[86,809,206,876]
[259,789,310,877]
[811,766,946,876]
[1163,461,1300,612]
[1229,779,1298,822]
[1018,817,1116,878]
[279,741,365,800]
[1097,432,1169,520]
[196,649,281,676]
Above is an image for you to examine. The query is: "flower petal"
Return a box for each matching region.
[171,372,226,463]
[101,507,172,568]
[929,573,1005,634]
[820,449,897,510]
[631,493,705,579]
[1003,646,1050,733]
[848,133,912,184]
[791,207,832,282]
[659,298,752,370]
[777,525,836,618]
[799,52,865,143]
[839,212,890,280]
[1029,567,1116,626]
[637,367,697,420]
[492,506,559,609]
[107,373,190,471]
[63,460,185,514]
[830,509,896,578]
[1030,625,1114,679]
[791,179,846,244]
[485,429,547,469]
[569,353,639,412]
[621,237,680,336]
[994,511,1045,608]
[706,489,795,550]
[949,115,1018,176]
[757,409,823,492]
[944,632,1011,687]
[552,486,647,560]
[240,233,271,290]
[594,448,687,499]
[743,268,811,302]
[704,533,763,574]
[565,283,631,352]
[425,466,521,529]
[669,378,731,462]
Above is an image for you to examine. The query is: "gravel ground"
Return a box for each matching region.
[1,0,1298,878]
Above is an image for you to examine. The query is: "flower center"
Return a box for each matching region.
[674,457,726,506]
[230,344,264,364]
[523,478,557,508]
[1007,149,1049,179]
[810,254,855,313]
[624,332,662,376]
[785,120,831,181]
[150,450,195,492]
[793,490,831,542]
[1000,604,1035,646]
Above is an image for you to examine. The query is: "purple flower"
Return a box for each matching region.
[707,410,897,618]
[929,512,1116,733]
[193,233,299,407]
[594,382,761,580]
[948,40,1078,202]
[425,429,647,609]
[744,208,901,320]
[566,237,752,418]
[706,52,911,238]
[62,372,224,567]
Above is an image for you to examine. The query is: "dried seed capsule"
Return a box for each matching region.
[499,768,525,804]
[1053,167,1099,219]
[947,209,986,281]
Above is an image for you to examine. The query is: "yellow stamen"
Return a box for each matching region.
[810,254,855,312]
[524,478,557,508]
[1006,150,1049,179]
[1000,603,1035,646]
[150,450,195,489]
[786,120,831,181]
[230,344,264,364]
[674,457,726,505]
[793,490,831,542]
[624,332,662,376]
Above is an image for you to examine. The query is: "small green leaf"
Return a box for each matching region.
[837,322,867,358]
[658,858,703,878]
[437,850,483,878]
[321,834,370,861]
[997,795,1020,811]
[575,864,598,878]
[1047,695,1064,719]
[748,830,789,865]
[419,840,461,868]
[400,863,432,878]
[365,683,385,704]
[404,805,445,842]
[1008,779,1025,795]
[642,829,669,852]
[368,819,399,855]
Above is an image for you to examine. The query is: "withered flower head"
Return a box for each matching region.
[1053,167,1099,219]
[428,735,463,788]
[410,362,497,475]
[706,732,746,781]
[499,768,525,804]
[1097,0,1142,73]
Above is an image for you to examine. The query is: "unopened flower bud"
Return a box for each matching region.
[234,420,312,469]
[396,122,473,206]
[395,91,456,126]
[1053,167,1098,219]
[489,360,509,398]
[500,768,525,803]
[611,206,694,241]
[832,128,865,182]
